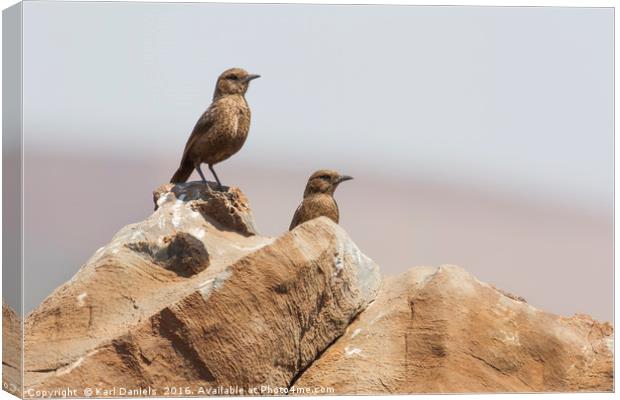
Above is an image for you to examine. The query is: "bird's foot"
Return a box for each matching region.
[202,181,226,193]
[211,179,225,192]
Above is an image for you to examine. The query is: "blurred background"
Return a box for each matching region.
[18,3,613,320]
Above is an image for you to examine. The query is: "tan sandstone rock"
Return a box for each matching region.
[153,182,259,236]
[24,184,272,388]
[295,265,614,393]
[23,183,381,394]
[3,300,22,397]
[13,183,613,396]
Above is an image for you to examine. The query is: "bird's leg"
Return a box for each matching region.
[195,165,208,184]
[208,164,223,191]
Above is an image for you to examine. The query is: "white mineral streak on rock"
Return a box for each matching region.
[171,201,183,229]
[344,346,363,357]
[76,293,87,307]
[198,268,232,299]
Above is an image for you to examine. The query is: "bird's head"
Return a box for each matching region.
[304,169,353,197]
[213,67,260,99]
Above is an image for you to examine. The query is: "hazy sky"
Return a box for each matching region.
[22,3,613,213]
[14,3,613,319]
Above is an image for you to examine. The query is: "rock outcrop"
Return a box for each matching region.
[296,266,614,393]
[7,183,612,397]
[22,183,381,395]
[24,183,272,386]
[153,182,259,236]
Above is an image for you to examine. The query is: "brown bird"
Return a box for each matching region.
[289,169,353,230]
[170,67,260,188]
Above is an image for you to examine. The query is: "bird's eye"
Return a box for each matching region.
[227,75,239,81]
[319,175,331,181]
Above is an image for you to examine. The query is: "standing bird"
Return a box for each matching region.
[289,169,353,230]
[170,67,260,188]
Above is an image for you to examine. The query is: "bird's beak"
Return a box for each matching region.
[337,175,354,183]
[243,74,261,82]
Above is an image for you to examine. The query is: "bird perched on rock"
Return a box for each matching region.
[170,67,260,188]
[289,170,353,230]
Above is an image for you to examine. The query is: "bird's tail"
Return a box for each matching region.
[170,159,193,183]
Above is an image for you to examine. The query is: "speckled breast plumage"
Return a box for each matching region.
[190,95,251,166]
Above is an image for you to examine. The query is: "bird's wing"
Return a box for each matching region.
[179,102,220,164]
[289,203,304,230]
